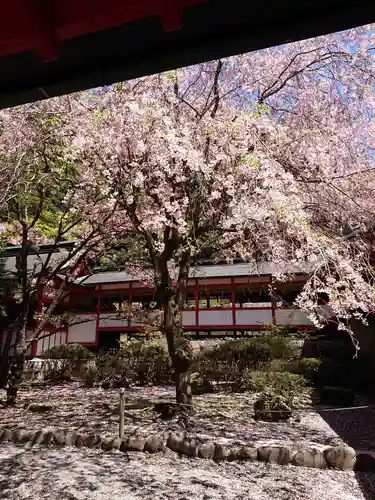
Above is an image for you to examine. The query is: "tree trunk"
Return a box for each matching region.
[154,246,193,407]
[0,327,13,388]
[6,344,25,405]
[163,295,194,407]
[5,311,28,406]
[0,306,26,389]
[175,367,192,406]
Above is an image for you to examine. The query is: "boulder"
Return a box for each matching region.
[18,430,34,444]
[111,438,123,450]
[214,443,230,461]
[124,436,146,452]
[28,403,54,413]
[258,446,292,465]
[45,431,56,445]
[228,446,258,462]
[1,429,13,442]
[291,448,326,469]
[144,434,164,453]
[82,434,102,449]
[30,430,50,446]
[101,437,122,451]
[320,387,355,407]
[52,430,66,446]
[162,447,179,459]
[166,431,185,453]
[101,438,113,451]
[179,439,199,457]
[198,442,215,459]
[10,430,22,443]
[324,446,356,470]
[64,432,79,447]
[75,434,86,447]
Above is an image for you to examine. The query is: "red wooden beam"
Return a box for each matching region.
[0,0,207,60]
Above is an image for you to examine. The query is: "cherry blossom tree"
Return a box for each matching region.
[0,99,117,405]
[70,26,375,406]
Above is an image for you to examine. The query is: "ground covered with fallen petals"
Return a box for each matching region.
[0,384,374,499]
[0,383,346,449]
[0,443,373,500]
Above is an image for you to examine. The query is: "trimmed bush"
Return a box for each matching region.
[80,360,100,387]
[294,357,321,383]
[240,369,308,406]
[80,338,173,386]
[195,335,296,383]
[121,339,172,385]
[44,343,94,360]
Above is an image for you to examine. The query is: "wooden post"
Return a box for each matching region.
[195,279,199,327]
[95,284,102,347]
[231,277,236,327]
[119,388,125,438]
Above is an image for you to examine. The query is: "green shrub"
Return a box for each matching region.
[254,392,293,421]
[267,358,295,373]
[44,343,94,360]
[121,338,173,385]
[239,369,308,406]
[294,357,321,382]
[80,360,100,387]
[267,336,295,359]
[198,338,270,368]
[84,338,173,386]
[195,335,296,382]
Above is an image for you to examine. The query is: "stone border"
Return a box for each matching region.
[0,426,369,471]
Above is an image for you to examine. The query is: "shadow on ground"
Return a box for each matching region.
[306,331,375,500]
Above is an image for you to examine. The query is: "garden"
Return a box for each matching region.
[0,333,375,499]
[0,332,372,462]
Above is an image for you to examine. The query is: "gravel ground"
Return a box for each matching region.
[0,384,374,500]
[0,443,373,500]
[0,384,344,448]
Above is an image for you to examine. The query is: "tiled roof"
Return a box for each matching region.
[2,252,69,278]
[76,261,313,286]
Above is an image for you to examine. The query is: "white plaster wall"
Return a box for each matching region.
[67,314,96,343]
[199,310,233,326]
[235,309,273,326]
[275,309,313,326]
[182,310,196,326]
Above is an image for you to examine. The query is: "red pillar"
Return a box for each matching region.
[128,282,133,328]
[31,286,42,357]
[270,276,276,326]
[95,284,102,346]
[195,279,199,327]
[231,278,236,327]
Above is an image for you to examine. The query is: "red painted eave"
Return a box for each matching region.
[0,0,206,61]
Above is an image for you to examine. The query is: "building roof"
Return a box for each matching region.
[76,261,313,286]
[0,1,373,108]
[2,252,70,279]
[0,241,77,278]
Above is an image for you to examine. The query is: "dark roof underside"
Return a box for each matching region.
[77,262,312,286]
[0,1,374,108]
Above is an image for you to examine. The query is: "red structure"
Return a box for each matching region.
[33,263,322,355]
[0,1,373,108]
